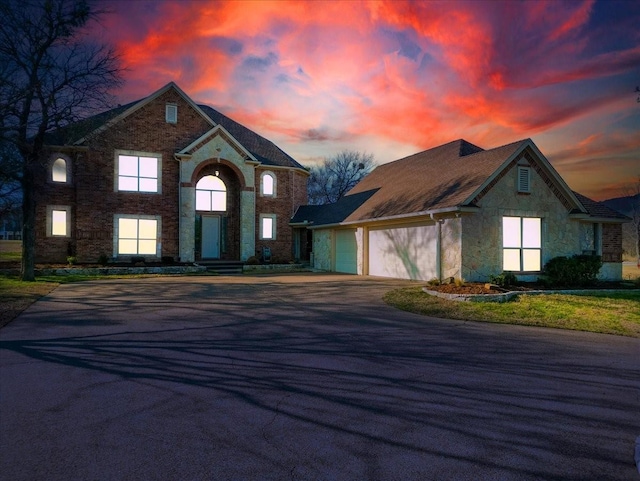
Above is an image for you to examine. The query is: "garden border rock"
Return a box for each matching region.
[422,287,638,302]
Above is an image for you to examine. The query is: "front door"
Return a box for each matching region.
[202,215,220,259]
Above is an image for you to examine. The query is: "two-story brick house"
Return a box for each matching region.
[37,82,309,265]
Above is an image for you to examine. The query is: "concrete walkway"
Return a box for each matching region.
[1,273,638,480]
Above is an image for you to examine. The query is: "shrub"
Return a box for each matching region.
[542,255,602,287]
[97,253,109,266]
[426,278,441,286]
[489,272,518,287]
[245,256,260,265]
[66,256,77,266]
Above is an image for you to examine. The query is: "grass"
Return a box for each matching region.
[0,276,59,329]
[384,287,640,337]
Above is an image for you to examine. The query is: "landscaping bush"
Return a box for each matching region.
[542,255,602,287]
[489,272,518,287]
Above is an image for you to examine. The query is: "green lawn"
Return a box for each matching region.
[384,287,640,337]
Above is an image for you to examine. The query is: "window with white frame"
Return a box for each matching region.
[166,104,177,123]
[46,205,71,237]
[503,216,541,271]
[261,172,276,196]
[117,153,160,193]
[260,214,276,240]
[116,216,159,256]
[52,158,67,183]
[196,175,227,211]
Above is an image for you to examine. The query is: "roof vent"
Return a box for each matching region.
[518,166,531,193]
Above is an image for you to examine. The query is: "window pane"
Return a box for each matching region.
[503,249,520,271]
[262,217,273,239]
[522,218,541,248]
[139,157,158,178]
[119,218,138,238]
[211,191,226,211]
[118,239,138,254]
[138,240,156,255]
[119,176,138,191]
[139,178,158,192]
[503,217,521,248]
[263,174,274,195]
[523,249,541,271]
[138,219,157,239]
[52,210,66,236]
[197,175,225,191]
[196,191,211,211]
[118,155,139,176]
[52,158,67,182]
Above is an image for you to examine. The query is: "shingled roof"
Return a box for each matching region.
[342,139,528,223]
[572,192,631,221]
[44,83,304,170]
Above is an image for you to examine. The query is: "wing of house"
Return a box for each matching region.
[292,139,629,281]
[37,82,309,264]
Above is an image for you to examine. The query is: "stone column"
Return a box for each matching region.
[180,186,196,262]
[240,190,255,261]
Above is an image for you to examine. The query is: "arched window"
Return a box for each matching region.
[196,175,227,211]
[261,172,275,196]
[52,158,67,183]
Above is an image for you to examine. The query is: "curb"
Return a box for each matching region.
[422,287,639,303]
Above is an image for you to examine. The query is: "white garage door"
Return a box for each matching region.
[335,229,357,274]
[368,225,437,280]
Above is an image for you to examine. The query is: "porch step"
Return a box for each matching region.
[198,260,244,275]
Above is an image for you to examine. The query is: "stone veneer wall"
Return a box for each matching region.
[441,217,462,280]
[461,160,580,282]
[312,229,332,271]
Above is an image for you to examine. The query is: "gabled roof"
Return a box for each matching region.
[44,82,305,170]
[296,138,626,227]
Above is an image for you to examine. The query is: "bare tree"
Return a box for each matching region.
[624,177,640,265]
[0,0,122,280]
[308,150,375,205]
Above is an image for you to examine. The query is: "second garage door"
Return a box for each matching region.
[368,225,437,280]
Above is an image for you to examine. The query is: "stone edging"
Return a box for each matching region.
[34,266,207,276]
[422,287,638,303]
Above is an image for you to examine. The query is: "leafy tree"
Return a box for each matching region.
[0,0,122,280]
[307,150,375,205]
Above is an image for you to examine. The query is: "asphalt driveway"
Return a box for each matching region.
[1,273,638,480]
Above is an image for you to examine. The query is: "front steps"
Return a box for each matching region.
[198,260,244,275]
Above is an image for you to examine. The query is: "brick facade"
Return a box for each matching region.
[35,83,308,264]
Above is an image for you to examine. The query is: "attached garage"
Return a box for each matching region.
[335,229,358,274]
[368,224,437,280]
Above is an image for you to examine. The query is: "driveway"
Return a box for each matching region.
[1,273,638,480]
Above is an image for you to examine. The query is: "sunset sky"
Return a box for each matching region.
[96,0,640,201]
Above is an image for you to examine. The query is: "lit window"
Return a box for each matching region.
[51,210,67,236]
[118,154,159,192]
[196,175,226,211]
[117,217,158,255]
[503,216,541,271]
[262,173,275,196]
[260,214,275,240]
[52,158,67,183]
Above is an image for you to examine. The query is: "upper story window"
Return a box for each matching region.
[503,216,541,272]
[116,153,160,193]
[52,158,67,183]
[261,172,276,196]
[196,175,227,211]
[517,166,531,193]
[166,103,177,123]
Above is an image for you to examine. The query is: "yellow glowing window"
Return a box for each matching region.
[51,210,67,236]
[118,155,158,192]
[52,158,67,183]
[196,175,226,211]
[118,218,157,255]
[503,217,541,272]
